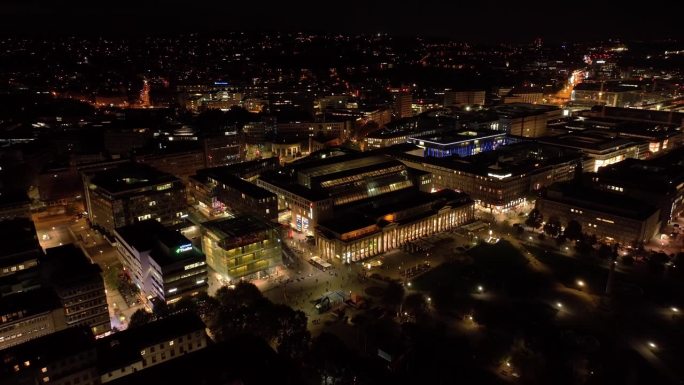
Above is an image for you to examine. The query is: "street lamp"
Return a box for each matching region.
[407,282,412,287]
[671,307,679,313]
[477,285,484,293]
[576,279,585,288]
[648,341,657,349]
[556,302,563,309]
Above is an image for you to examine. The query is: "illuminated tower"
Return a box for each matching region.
[140,79,151,107]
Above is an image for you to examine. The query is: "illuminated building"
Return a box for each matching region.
[134,150,206,182]
[41,245,111,336]
[394,143,583,210]
[257,153,429,233]
[83,163,187,235]
[393,92,413,119]
[203,130,243,167]
[201,216,282,283]
[114,220,207,305]
[189,168,277,220]
[589,148,684,224]
[538,132,643,172]
[0,288,66,350]
[316,190,474,262]
[408,130,511,158]
[571,82,643,107]
[536,182,661,245]
[0,218,41,293]
[97,312,208,383]
[275,120,352,140]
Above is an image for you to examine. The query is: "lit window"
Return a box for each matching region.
[169,341,174,346]
[149,201,157,207]
[41,367,47,373]
[24,361,30,367]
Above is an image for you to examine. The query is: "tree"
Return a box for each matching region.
[403,293,429,319]
[525,209,543,228]
[543,217,561,237]
[382,281,405,312]
[310,333,354,385]
[128,309,153,328]
[564,220,582,241]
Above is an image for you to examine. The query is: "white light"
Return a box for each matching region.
[407,282,412,287]
[556,302,563,308]
[672,307,679,313]
[648,341,657,349]
[196,279,205,285]
[576,280,585,287]
[477,285,484,292]
[168,288,177,293]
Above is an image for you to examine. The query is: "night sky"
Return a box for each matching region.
[0,1,680,42]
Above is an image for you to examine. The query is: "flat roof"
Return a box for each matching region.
[209,173,275,199]
[318,189,472,237]
[89,162,179,194]
[538,132,637,153]
[394,142,583,179]
[41,244,102,285]
[543,182,659,221]
[96,312,205,373]
[410,130,507,146]
[0,326,94,376]
[203,215,273,239]
[115,220,203,267]
[491,103,560,118]
[0,218,41,261]
[0,287,61,320]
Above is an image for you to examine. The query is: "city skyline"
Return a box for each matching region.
[0,1,680,42]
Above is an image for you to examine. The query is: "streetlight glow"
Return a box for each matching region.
[556,302,563,308]
[672,307,679,313]
[648,341,657,349]
[576,279,585,287]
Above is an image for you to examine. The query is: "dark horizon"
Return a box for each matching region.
[0,1,680,43]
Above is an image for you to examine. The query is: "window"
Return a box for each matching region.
[137,214,152,221]
[148,201,157,207]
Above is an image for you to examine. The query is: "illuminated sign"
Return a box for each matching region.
[184,261,205,270]
[176,244,193,254]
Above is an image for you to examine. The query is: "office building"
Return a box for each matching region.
[536,182,661,245]
[394,92,413,119]
[443,90,486,107]
[317,189,474,263]
[394,143,584,211]
[408,130,511,158]
[83,162,187,235]
[134,149,207,182]
[492,103,562,138]
[589,148,684,224]
[571,82,644,107]
[538,132,643,172]
[0,218,43,296]
[201,216,282,282]
[0,326,99,385]
[41,245,111,335]
[203,130,243,167]
[114,220,207,306]
[0,288,66,350]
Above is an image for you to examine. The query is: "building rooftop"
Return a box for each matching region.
[0,190,30,209]
[0,287,62,321]
[538,132,638,154]
[0,326,95,379]
[491,103,560,119]
[543,182,660,221]
[0,218,42,261]
[207,173,275,199]
[115,220,204,267]
[89,162,179,195]
[41,244,102,286]
[203,215,274,240]
[318,189,472,237]
[410,130,507,146]
[96,312,205,374]
[394,142,584,179]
